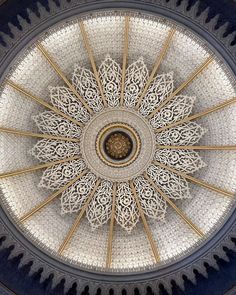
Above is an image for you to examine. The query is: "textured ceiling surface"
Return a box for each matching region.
[0,12,235,272]
[0,1,236,295]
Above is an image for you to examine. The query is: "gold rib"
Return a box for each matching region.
[156,97,236,133]
[0,156,79,179]
[58,179,101,254]
[157,145,236,151]
[0,126,79,142]
[154,161,234,198]
[120,16,130,106]
[20,170,87,223]
[148,56,214,118]
[144,173,204,237]
[6,81,84,128]
[130,180,160,262]
[106,182,117,268]
[36,42,93,113]
[135,28,176,109]
[79,22,107,107]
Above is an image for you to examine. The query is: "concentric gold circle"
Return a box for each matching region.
[96,123,141,167]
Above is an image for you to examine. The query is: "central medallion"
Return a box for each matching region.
[104,132,132,160]
[96,123,141,167]
[81,108,155,181]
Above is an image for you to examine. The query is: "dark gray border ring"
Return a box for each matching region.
[0,0,236,293]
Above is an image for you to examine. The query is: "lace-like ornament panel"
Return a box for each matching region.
[147,164,191,200]
[33,111,81,138]
[150,95,195,129]
[156,122,207,146]
[98,55,122,107]
[124,58,149,108]
[133,176,167,220]
[50,86,90,123]
[39,159,86,190]
[86,180,113,230]
[30,139,80,163]
[115,182,140,233]
[155,149,206,174]
[61,172,97,214]
[72,66,103,112]
[139,72,174,117]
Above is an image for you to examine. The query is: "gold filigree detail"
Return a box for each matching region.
[105,132,132,159]
[96,123,141,168]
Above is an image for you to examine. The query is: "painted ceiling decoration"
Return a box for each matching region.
[0,0,235,294]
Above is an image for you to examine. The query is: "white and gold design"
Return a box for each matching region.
[0,13,235,271]
[30,54,207,233]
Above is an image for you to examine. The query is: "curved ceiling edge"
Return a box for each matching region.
[0,0,235,293]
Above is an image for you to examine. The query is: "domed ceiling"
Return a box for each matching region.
[0,0,235,292]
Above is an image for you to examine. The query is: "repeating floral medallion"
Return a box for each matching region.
[31,55,207,232]
[0,9,235,281]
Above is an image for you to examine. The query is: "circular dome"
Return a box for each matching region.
[0,2,235,289]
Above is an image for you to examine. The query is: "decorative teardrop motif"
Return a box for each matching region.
[33,111,81,138]
[30,139,80,163]
[150,95,195,129]
[124,57,149,108]
[156,122,207,146]
[147,164,191,200]
[50,86,90,123]
[61,172,97,214]
[39,159,86,190]
[154,149,206,174]
[139,72,174,117]
[133,176,167,220]
[115,182,140,233]
[86,180,113,229]
[72,66,103,112]
[98,55,122,107]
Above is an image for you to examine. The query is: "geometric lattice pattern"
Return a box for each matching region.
[86,180,113,229]
[61,172,97,214]
[124,58,149,108]
[115,182,140,233]
[139,72,174,116]
[39,159,86,190]
[31,56,207,233]
[30,139,80,162]
[33,111,82,138]
[98,55,122,107]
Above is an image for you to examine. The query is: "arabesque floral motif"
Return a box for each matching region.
[31,56,206,233]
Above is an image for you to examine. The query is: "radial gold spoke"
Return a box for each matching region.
[156,97,236,133]
[79,22,107,107]
[148,56,214,118]
[120,16,130,106]
[157,145,236,151]
[0,156,79,179]
[135,28,176,109]
[36,42,93,113]
[106,182,117,268]
[6,80,83,128]
[130,180,160,262]
[0,126,79,142]
[144,173,204,237]
[20,170,88,223]
[154,161,234,198]
[58,179,101,254]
